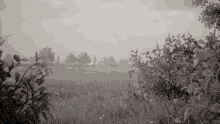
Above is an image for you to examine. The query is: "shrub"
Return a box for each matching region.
[129,32,220,123]
[0,35,54,124]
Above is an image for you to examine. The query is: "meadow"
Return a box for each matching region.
[10,65,170,124]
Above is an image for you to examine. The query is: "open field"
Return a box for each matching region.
[9,66,168,124]
[11,66,139,81]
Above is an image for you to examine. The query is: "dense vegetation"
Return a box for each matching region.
[129,32,220,123]
[0,35,54,123]
[1,0,220,123]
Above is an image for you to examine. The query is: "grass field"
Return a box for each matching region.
[10,65,169,124]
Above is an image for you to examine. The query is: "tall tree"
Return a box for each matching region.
[56,55,60,66]
[103,56,107,66]
[192,0,220,36]
[118,59,129,67]
[38,47,55,64]
[106,56,117,67]
[77,52,91,67]
[93,55,97,67]
[66,53,78,67]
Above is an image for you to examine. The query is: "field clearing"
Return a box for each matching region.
[7,65,163,124]
[11,66,139,82]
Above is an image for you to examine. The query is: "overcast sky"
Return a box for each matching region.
[0,0,218,61]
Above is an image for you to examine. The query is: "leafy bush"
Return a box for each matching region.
[129,32,220,123]
[0,36,54,124]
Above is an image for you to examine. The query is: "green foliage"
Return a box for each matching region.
[192,0,220,34]
[0,38,54,124]
[105,56,118,67]
[93,55,97,67]
[129,32,220,123]
[38,47,55,64]
[56,55,60,66]
[77,52,91,66]
[66,53,78,66]
[118,59,129,67]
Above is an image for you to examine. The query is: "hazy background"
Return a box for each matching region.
[0,0,217,62]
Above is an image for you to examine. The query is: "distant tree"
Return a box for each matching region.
[66,53,78,67]
[93,55,97,67]
[77,52,91,67]
[56,55,60,66]
[97,57,104,67]
[118,59,129,67]
[103,56,107,65]
[38,47,55,64]
[105,56,117,67]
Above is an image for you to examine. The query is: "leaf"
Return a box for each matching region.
[28,82,35,97]
[29,96,39,102]
[202,69,213,77]
[151,49,156,53]
[216,50,220,58]
[210,103,220,112]
[135,49,138,54]
[202,62,208,68]
[198,92,209,107]
[193,87,202,95]
[204,79,211,94]
[181,86,188,91]
[42,111,48,121]
[204,49,214,59]
[190,96,198,105]
[211,81,220,92]
[217,69,220,83]
[187,83,199,93]
[21,90,27,94]
[194,57,200,67]
[15,72,21,82]
[197,39,205,45]
[174,98,185,106]
[45,66,53,75]
[131,54,138,58]
[198,92,204,103]
[38,86,46,92]
[13,55,21,62]
[174,117,182,123]
[184,107,193,121]
[146,51,150,56]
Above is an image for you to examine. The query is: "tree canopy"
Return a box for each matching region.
[66,53,78,66]
[77,52,91,66]
[38,47,55,63]
[192,0,220,35]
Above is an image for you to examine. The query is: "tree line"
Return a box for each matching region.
[4,47,130,67]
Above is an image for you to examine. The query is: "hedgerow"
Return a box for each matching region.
[0,33,54,124]
[129,32,220,123]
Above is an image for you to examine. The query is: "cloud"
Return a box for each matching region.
[161,11,184,16]
[59,0,179,43]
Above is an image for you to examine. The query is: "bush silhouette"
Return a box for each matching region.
[0,34,54,124]
[129,32,220,123]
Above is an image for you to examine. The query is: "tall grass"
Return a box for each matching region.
[39,75,173,124]
[12,66,174,124]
